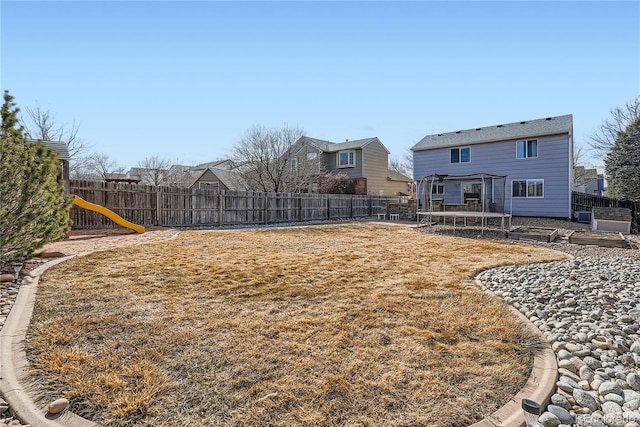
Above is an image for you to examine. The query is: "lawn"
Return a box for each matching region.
[27,223,567,426]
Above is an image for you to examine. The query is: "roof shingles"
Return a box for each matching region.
[411,114,573,151]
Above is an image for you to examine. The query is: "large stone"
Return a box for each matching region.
[627,373,640,391]
[599,381,624,397]
[559,358,579,373]
[584,356,603,369]
[0,274,14,283]
[630,341,640,355]
[604,393,624,405]
[574,389,601,411]
[47,398,69,414]
[575,413,606,427]
[546,404,575,424]
[601,401,623,416]
[581,365,596,381]
[558,349,572,360]
[537,411,561,427]
[550,393,572,411]
[623,399,640,411]
[623,411,640,424]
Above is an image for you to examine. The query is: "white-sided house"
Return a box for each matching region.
[412,115,573,218]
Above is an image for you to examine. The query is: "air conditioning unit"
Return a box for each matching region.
[575,211,592,224]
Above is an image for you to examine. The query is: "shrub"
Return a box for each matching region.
[0,91,72,267]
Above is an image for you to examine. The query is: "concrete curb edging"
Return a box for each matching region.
[469,277,559,427]
[0,256,100,427]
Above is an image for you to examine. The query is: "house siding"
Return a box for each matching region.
[324,150,364,179]
[191,169,228,191]
[362,140,392,195]
[413,133,571,217]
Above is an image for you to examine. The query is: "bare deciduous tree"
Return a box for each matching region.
[20,104,91,176]
[588,95,640,160]
[134,155,171,186]
[83,153,126,181]
[572,143,588,188]
[389,149,413,178]
[232,125,308,192]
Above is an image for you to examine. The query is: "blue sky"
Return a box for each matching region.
[1,1,639,170]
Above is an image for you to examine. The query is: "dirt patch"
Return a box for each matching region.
[38,227,180,257]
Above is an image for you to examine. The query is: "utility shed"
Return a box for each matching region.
[592,207,632,234]
[38,140,70,194]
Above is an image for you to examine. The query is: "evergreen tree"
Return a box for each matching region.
[605,116,640,199]
[0,91,72,267]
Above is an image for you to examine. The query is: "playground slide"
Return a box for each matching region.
[73,195,145,234]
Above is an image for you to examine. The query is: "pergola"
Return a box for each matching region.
[416,173,512,232]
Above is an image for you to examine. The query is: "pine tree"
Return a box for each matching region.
[605,116,640,199]
[0,91,72,267]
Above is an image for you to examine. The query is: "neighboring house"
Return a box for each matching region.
[194,159,235,170]
[189,166,249,191]
[293,136,412,196]
[412,115,573,218]
[126,167,164,184]
[573,166,605,197]
[38,140,70,193]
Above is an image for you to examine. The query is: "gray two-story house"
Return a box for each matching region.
[294,136,412,196]
[412,115,573,218]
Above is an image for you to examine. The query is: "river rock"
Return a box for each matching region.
[628,373,640,391]
[547,404,575,424]
[47,398,69,414]
[600,381,624,397]
[538,411,561,427]
[574,389,601,411]
[551,393,573,411]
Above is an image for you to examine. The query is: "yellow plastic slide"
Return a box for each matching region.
[73,195,145,234]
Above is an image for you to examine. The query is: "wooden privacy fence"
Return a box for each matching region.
[69,180,396,229]
[572,191,639,233]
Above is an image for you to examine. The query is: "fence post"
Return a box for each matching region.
[350,196,353,218]
[218,192,223,226]
[327,196,331,220]
[264,193,269,224]
[156,189,161,226]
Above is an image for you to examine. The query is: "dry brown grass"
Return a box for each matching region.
[27,223,567,426]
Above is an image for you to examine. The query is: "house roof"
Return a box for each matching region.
[411,114,573,151]
[190,166,248,191]
[194,159,234,170]
[298,136,390,154]
[30,139,70,161]
[387,169,413,182]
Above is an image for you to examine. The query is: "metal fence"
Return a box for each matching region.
[69,180,398,229]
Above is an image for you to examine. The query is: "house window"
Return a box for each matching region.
[450,147,470,163]
[516,139,538,158]
[291,157,298,171]
[512,179,543,198]
[338,150,356,168]
[431,183,444,195]
[307,152,317,160]
[199,181,220,190]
